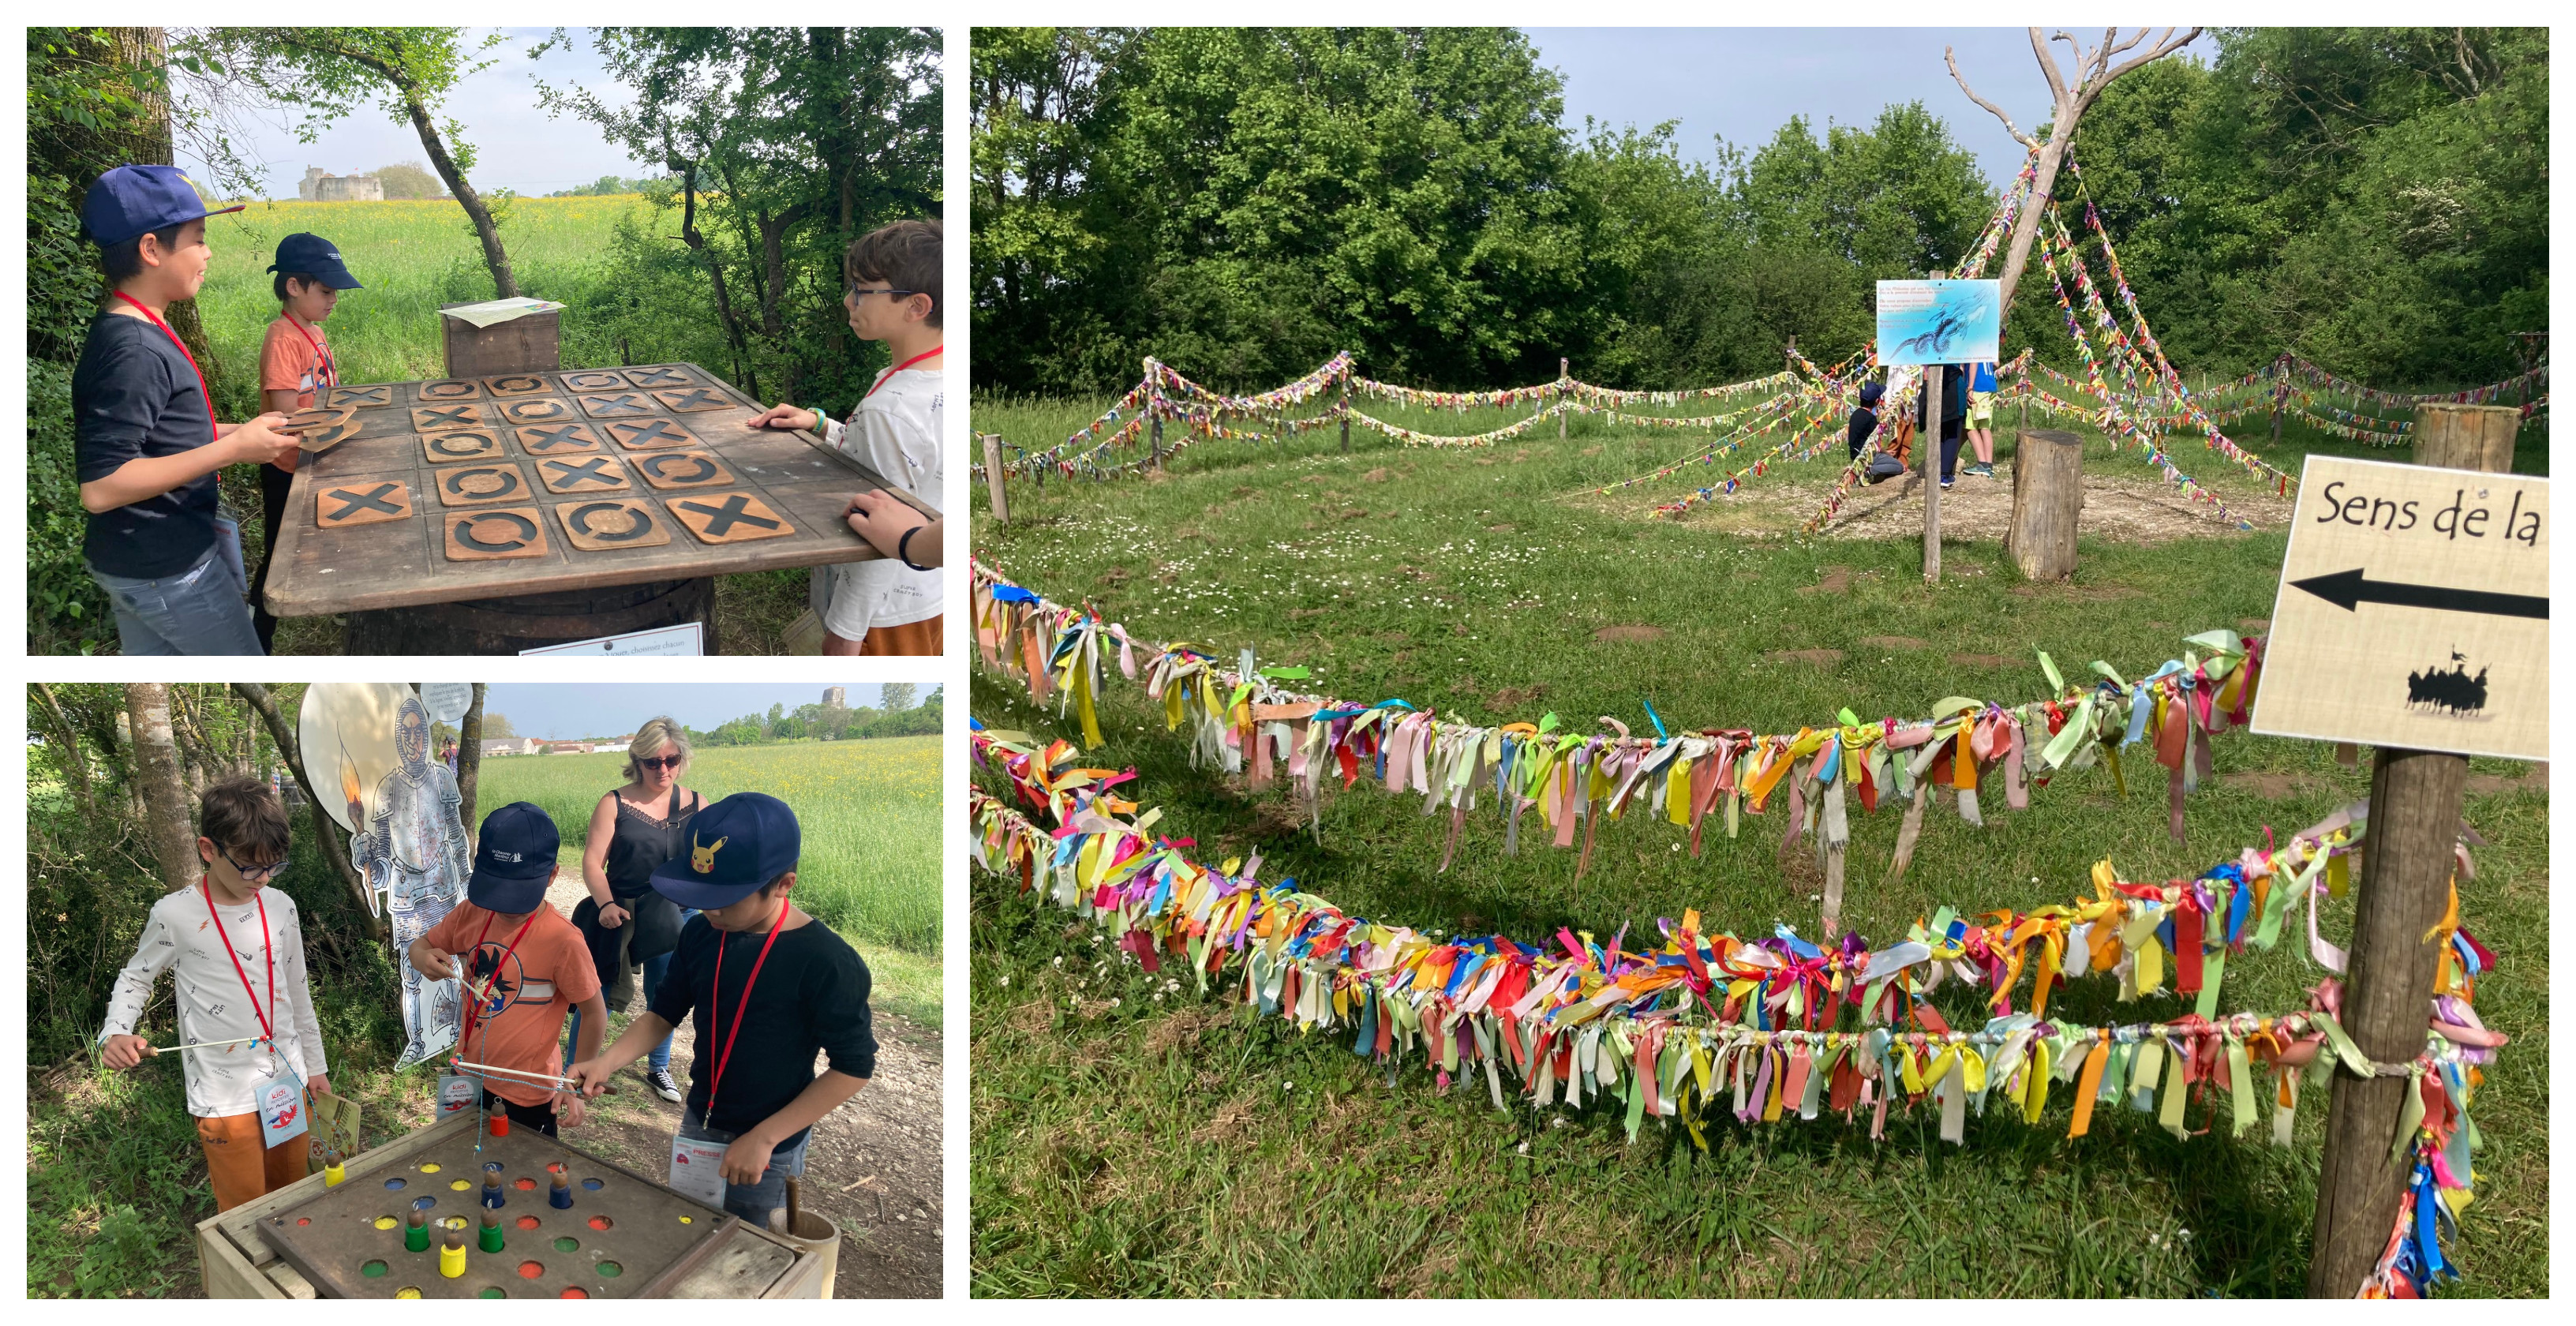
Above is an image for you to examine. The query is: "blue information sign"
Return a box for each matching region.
[1876,279,2001,365]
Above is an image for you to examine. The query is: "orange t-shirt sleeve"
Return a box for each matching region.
[257,318,317,403]
[549,919,603,1006]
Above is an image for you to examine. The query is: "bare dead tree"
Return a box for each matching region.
[1949,27,2202,313]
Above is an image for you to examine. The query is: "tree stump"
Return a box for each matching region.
[2412,403,2522,472]
[2007,429,2084,579]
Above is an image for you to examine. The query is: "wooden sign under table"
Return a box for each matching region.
[266,364,920,618]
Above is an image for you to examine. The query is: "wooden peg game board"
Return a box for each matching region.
[264,363,931,621]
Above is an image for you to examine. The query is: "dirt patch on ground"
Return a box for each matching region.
[2225,771,2338,800]
[541,870,940,1298]
[1859,635,1928,651]
[1609,467,2291,542]
[1769,649,1844,667]
[1593,625,1666,643]
[1796,566,1853,596]
[1489,684,1547,706]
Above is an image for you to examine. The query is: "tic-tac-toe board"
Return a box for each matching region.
[264,363,932,617]
[254,1125,739,1299]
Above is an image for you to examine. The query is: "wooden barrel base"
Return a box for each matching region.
[342,577,716,655]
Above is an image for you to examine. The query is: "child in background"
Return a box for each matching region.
[744,219,943,656]
[409,802,605,1138]
[1963,358,1999,478]
[98,777,330,1213]
[73,165,299,655]
[252,233,363,652]
[569,792,876,1228]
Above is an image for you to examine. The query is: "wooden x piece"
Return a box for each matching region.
[315,480,412,529]
[517,423,602,454]
[623,366,694,388]
[607,418,702,450]
[667,491,793,544]
[653,388,732,413]
[413,403,489,432]
[538,455,631,494]
[578,392,655,418]
[324,384,392,409]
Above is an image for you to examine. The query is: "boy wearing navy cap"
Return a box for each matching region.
[250,233,364,651]
[73,165,301,655]
[569,792,877,1226]
[410,802,605,1137]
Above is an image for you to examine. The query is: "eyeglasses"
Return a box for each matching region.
[222,848,289,882]
[845,283,923,304]
[636,755,683,771]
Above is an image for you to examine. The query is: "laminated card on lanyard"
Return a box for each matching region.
[667,910,788,1204]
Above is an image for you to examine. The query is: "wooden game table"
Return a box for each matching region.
[197,1114,830,1299]
[265,363,930,651]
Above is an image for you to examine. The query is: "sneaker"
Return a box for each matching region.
[646,1067,683,1103]
[1968,463,1996,478]
[1941,478,1954,489]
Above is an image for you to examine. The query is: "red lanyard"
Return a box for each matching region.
[112,291,217,444]
[459,907,541,1056]
[704,908,790,1114]
[864,346,943,398]
[286,311,337,389]
[199,883,277,1043]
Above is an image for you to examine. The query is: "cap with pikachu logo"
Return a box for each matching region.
[647,791,800,908]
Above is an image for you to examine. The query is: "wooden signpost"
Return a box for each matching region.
[1877,276,1998,585]
[980,433,1009,526]
[2252,405,2540,1296]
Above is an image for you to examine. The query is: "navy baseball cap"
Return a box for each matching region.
[650,792,800,909]
[467,802,560,913]
[1858,381,1885,407]
[267,232,363,290]
[81,165,244,246]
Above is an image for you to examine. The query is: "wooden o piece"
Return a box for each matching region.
[665,491,794,545]
[651,387,732,413]
[553,498,673,551]
[483,374,552,397]
[515,423,603,455]
[442,507,550,561]
[413,403,491,433]
[605,418,703,451]
[285,405,354,433]
[2006,429,2084,581]
[314,479,413,529]
[422,430,506,464]
[435,464,532,506]
[631,450,734,491]
[299,418,363,453]
[621,366,695,389]
[536,454,633,495]
[324,384,393,409]
[577,392,656,418]
[417,380,485,401]
[560,370,627,393]
[500,397,578,425]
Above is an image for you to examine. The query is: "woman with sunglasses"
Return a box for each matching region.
[567,717,703,1103]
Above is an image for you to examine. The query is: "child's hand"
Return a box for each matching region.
[567,1058,612,1099]
[720,1133,777,1186]
[101,1034,149,1070]
[744,403,819,432]
[228,413,300,466]
[414,945,459,981]
[555,1090,586,1129]
[308,1073,333,1099]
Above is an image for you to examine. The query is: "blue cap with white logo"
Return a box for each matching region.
[650,792,801,909]
[467,802,560,913]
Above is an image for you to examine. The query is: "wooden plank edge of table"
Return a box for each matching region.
[195,1113,813,1299]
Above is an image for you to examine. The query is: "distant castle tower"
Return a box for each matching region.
[822,687,847,709]
[298,166,384,203]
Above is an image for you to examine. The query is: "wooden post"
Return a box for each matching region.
[1921,365,1944,582]
[2304,403,2518,1297]
[980,433,1009,526]
[2272,382,2286,445]
[1558,358,1570,440]
[1149,413,1163,470]
[1339,388,1350,454]
[2006,429,2084,579]
[1785,335,1797,374]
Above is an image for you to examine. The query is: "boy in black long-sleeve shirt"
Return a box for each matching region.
[568,792,874,1226]
[1918,363,1969,488]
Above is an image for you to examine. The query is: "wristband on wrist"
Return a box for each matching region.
[897,524,932,572]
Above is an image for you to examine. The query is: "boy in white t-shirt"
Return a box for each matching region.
[747,219,943,655]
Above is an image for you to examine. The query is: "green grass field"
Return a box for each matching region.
[966,390,2548,1296]
[479,735,942,1024]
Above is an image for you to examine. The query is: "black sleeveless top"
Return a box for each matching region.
[605,785,702,898]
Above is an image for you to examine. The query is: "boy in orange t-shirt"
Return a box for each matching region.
[410,802,604,1136]
[251,232,361,651]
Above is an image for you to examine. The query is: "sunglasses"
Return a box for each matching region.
[636,754,683,771]
[845,283,923,304]
[221,848,289,882]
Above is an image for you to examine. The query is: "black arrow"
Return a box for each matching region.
[2291,567,2548,620]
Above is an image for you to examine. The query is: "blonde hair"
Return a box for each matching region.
[623,717,692,781]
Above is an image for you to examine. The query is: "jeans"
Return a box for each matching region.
[678,1103,811,1225]
[1940,431,1964,482]
[88,524,263,656]
[565,908,695,1071]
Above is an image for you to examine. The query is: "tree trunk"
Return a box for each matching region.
[457,682,487,838]
[125,684,199,895]
[395,87,518,299]
[36,683,95,816]
[233,683,388,939]
[1993,133,2071,319]
[107,28,226,404]
[2008,428,2085,579]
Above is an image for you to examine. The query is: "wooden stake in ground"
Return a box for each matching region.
[1339,388,1350,454]
[980,433,1009,526]
[1559,358,1570,440]
[1921,365,1945,582]
[2304,403,2519,1297]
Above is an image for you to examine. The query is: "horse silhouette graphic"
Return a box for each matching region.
[2407,651,2490,716]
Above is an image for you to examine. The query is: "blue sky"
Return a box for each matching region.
[175,28,653,198]
[481,684,941,739]
[1527,27,2210,189]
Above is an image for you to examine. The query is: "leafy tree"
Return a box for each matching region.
[183,28,522,296]
[479,712,516,739]
[534,26,942,407]
[880,682,916,712]
[373,159,446,199]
